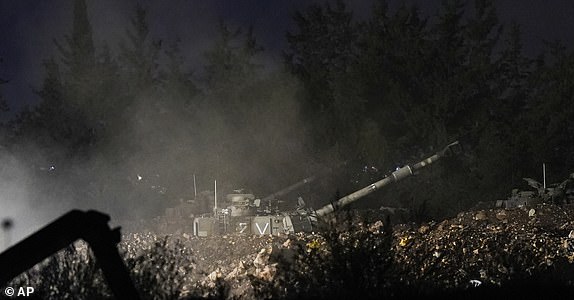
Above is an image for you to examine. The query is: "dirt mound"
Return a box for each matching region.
[392,203,574,290]
[121,203,574,298]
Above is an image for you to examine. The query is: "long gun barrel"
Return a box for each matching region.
[315,141,460,217]
[261,175,317,203]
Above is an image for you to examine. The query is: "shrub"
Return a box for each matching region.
[252,211,397,299]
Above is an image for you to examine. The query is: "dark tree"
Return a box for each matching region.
[204,21,263,93]
[119,4,162,95]
[285,0,358,160]
[522,41,574,179]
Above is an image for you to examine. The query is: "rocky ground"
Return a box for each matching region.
[391,203,574,293]
[118,203,574,299]
[7,203,574,299]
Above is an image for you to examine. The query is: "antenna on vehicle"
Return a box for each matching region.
[193,174,197,201]
[543,163,547,189]
[214,180,218,216]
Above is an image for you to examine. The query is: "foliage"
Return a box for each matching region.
[8,237,199,300]
[285,0,359,160]
[522,42,574,179]
[9,243,112,300]
[123,237,195,299]
[2,0,574,219]
[204,21,263,92]
[284,0,569,219]
[251,214,398,299]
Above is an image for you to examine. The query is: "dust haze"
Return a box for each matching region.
[4,0,573,251]
[0,0,339,249]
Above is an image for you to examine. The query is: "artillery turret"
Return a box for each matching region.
[192,166,339,236]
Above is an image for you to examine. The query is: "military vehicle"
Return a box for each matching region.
[192,141,461,236]
[496,173,574,208]
[192,174,321,236]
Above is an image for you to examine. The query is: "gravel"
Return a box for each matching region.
[119,203,574,298]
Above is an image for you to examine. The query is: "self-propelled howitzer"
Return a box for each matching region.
[190,142,460,236]
[314,141,461,217]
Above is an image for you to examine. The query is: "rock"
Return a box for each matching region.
[255,263,277,281]
[419,225,430,234]
[254,248,270,270]
[495,210,507,221]
[119,202,574,298]
[437,220,449,231]
[224,261,246,281]
[398,236,411,247]
[208,268,222,281]
[474,211,488,221]
[469,279,482,287]
[369,220,385,233]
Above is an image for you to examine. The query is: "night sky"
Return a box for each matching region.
[1,0,574,118]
